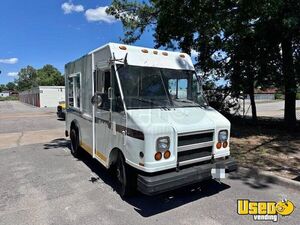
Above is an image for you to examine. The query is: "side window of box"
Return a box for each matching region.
[68,73,81,110]
[68,77,74,107]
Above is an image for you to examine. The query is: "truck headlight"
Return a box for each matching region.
[156,136,170,151]
[218,130,228,142]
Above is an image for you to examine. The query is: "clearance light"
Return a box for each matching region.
[164,150,171,159]
[155,152,162,161]
[216,142,222,149]
[162,52,168,56]
[119,46,127,50]
[223,141,228,148]
[141,49,148,53]
[153,50,158,55]
[179,54,185,58]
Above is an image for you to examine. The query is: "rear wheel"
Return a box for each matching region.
[115,152,137,197]
[70,127,81,158]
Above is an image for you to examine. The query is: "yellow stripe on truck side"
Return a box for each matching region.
[80,141,107,162]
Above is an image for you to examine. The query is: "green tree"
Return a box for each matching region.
[108,0,299,128]
[15,65,64,91]
[37,64,64,86]
[6,82,16,91]
[15,66,38,91]
[0,84,6,92]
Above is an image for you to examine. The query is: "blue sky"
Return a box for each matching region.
[0,0,157,84]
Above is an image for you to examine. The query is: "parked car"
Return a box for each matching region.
[57,101,66,119]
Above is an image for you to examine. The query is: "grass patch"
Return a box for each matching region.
[0,96,19,101]
[229,116,300,180]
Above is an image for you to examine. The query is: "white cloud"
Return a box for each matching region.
[85,6,116,23]
[7,72,18,77]
[62,2,84,14]
[0,58,18,64]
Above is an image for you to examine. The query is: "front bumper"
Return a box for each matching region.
[137,156,237,195]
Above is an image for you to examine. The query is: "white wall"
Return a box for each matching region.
[39,86,65,108]
[0,92,10,97]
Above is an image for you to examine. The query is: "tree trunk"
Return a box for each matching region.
[249,79,257,121]
[282,37,296,129]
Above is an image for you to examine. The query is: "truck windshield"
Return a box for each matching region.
[117,65,207,109]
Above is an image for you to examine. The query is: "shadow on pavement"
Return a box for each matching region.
[44,139,231,217]
[292,176,300,182]
[126,180,230,217]
[83,151,231,217]
[44,138,69,149]
[228,167,276,189]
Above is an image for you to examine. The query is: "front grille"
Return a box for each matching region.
[178,132,213,146]
[177,130,214,165]
[178,146,212,162]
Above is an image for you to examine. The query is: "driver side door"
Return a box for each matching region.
[94,68,111,163]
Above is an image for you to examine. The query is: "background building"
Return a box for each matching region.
[0,91,10,97]
[19,86,65,107]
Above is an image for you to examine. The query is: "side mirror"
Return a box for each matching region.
[91,93,103,108]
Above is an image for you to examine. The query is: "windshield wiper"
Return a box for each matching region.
[132,98,171,110]
[174,98,208,108]
[132,98,160,107]
[174,99,194,103]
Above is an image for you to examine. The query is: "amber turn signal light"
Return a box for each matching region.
[223,141,228,148]
[155,152,162,161]
[164,150,171,159]
[216,142,222,149]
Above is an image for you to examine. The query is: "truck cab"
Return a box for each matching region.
[65,43,237,197]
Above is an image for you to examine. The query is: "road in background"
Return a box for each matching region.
[237,100,300,119]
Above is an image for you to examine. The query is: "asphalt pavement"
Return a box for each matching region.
[0,101,299,225]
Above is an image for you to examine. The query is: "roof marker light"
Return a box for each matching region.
[119,46,127,50]
[141,49,148,53]
[162,52,168,56]
[180,54,185,58]
[153,50,158,55]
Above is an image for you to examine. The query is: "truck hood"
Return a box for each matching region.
[126,107,230,134]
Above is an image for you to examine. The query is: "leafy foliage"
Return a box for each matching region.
[107,0,299,127]
[14,65,64,91]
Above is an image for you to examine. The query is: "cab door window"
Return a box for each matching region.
[111,67,124,112]
[94,69,110,111]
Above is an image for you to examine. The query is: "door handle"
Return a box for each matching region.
[122,130,126,145]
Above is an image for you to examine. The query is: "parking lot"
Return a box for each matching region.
[0,101,299,225]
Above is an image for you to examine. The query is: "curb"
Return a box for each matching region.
[231,167,300,191]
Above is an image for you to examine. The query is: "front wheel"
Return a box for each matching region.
[115,152,137,197]
[70,127,81,158]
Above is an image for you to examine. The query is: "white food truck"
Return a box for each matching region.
[65,43,237,196]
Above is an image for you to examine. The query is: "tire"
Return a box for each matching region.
[70,127,81,158]
[115,152,137,197]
